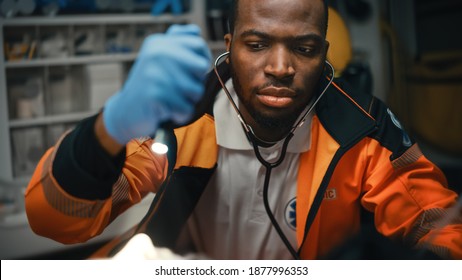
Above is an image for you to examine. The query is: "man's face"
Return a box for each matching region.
[225,0,328,137]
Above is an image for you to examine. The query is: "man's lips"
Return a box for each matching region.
[257,86,296,108]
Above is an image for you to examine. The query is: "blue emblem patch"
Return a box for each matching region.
[284,197,297,231]
[387,109,412,147]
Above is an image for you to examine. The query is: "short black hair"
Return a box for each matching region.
[228,0,329,36]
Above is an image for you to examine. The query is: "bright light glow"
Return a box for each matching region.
[151,142,169,154]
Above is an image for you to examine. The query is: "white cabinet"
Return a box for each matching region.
[0,0,216,184]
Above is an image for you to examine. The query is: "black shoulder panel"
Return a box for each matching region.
[368,98,415,161]
[317,78,415,160]
[316,79,377,149]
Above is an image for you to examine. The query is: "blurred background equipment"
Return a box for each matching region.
[380,0,462,195]
[344,0,372,23]
[384,0,462,157]
[326,6,373,96]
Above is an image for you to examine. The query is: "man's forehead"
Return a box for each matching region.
[236,0,325,23]
[235,0,326,32]
[237,0,325,12]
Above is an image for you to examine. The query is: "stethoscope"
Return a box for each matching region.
[213,51,335,259]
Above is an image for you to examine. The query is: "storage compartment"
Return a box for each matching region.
[406,52,462,155]
[48,65,88,115]
[84,63,124,111]
[73,25,104,56]
[3,26,38,61]
[38,26,70,58]
[10,127,46,178]
[105,24,134,54]
[6,68,45,120]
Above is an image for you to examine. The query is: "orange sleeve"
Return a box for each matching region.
[361,140,462,259]
[24,137,167,244]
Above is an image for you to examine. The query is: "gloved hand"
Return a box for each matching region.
[103,24,212,145]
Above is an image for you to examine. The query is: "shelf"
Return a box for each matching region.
[5,53,138,68]
[0,13,193,26]
[5,41,226,69]
[6,42,226,68]
[9,111,97,129]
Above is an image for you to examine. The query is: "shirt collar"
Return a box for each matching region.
[214,79,313,153]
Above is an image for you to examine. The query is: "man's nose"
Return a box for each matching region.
[264,46,295,80]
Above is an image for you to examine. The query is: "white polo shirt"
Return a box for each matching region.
[181,80,313,259]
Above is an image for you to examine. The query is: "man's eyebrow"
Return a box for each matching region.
[240,29,324,43]
[293,34,324,44]
[240,29,273,39]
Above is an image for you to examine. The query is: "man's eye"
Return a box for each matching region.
[248,43,266,50]
[295,46,314,54]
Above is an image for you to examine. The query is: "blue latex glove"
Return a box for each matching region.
[103,24,211,145]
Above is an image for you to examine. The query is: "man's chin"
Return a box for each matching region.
[253,112,298,131]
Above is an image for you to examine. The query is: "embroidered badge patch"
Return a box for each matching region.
[284,197,297,231]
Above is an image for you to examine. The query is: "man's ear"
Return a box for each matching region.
[324,40,330,60]
[224,34,232,51]
[224,34,233,63]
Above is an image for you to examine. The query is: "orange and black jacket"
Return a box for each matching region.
[25,63,462,259]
